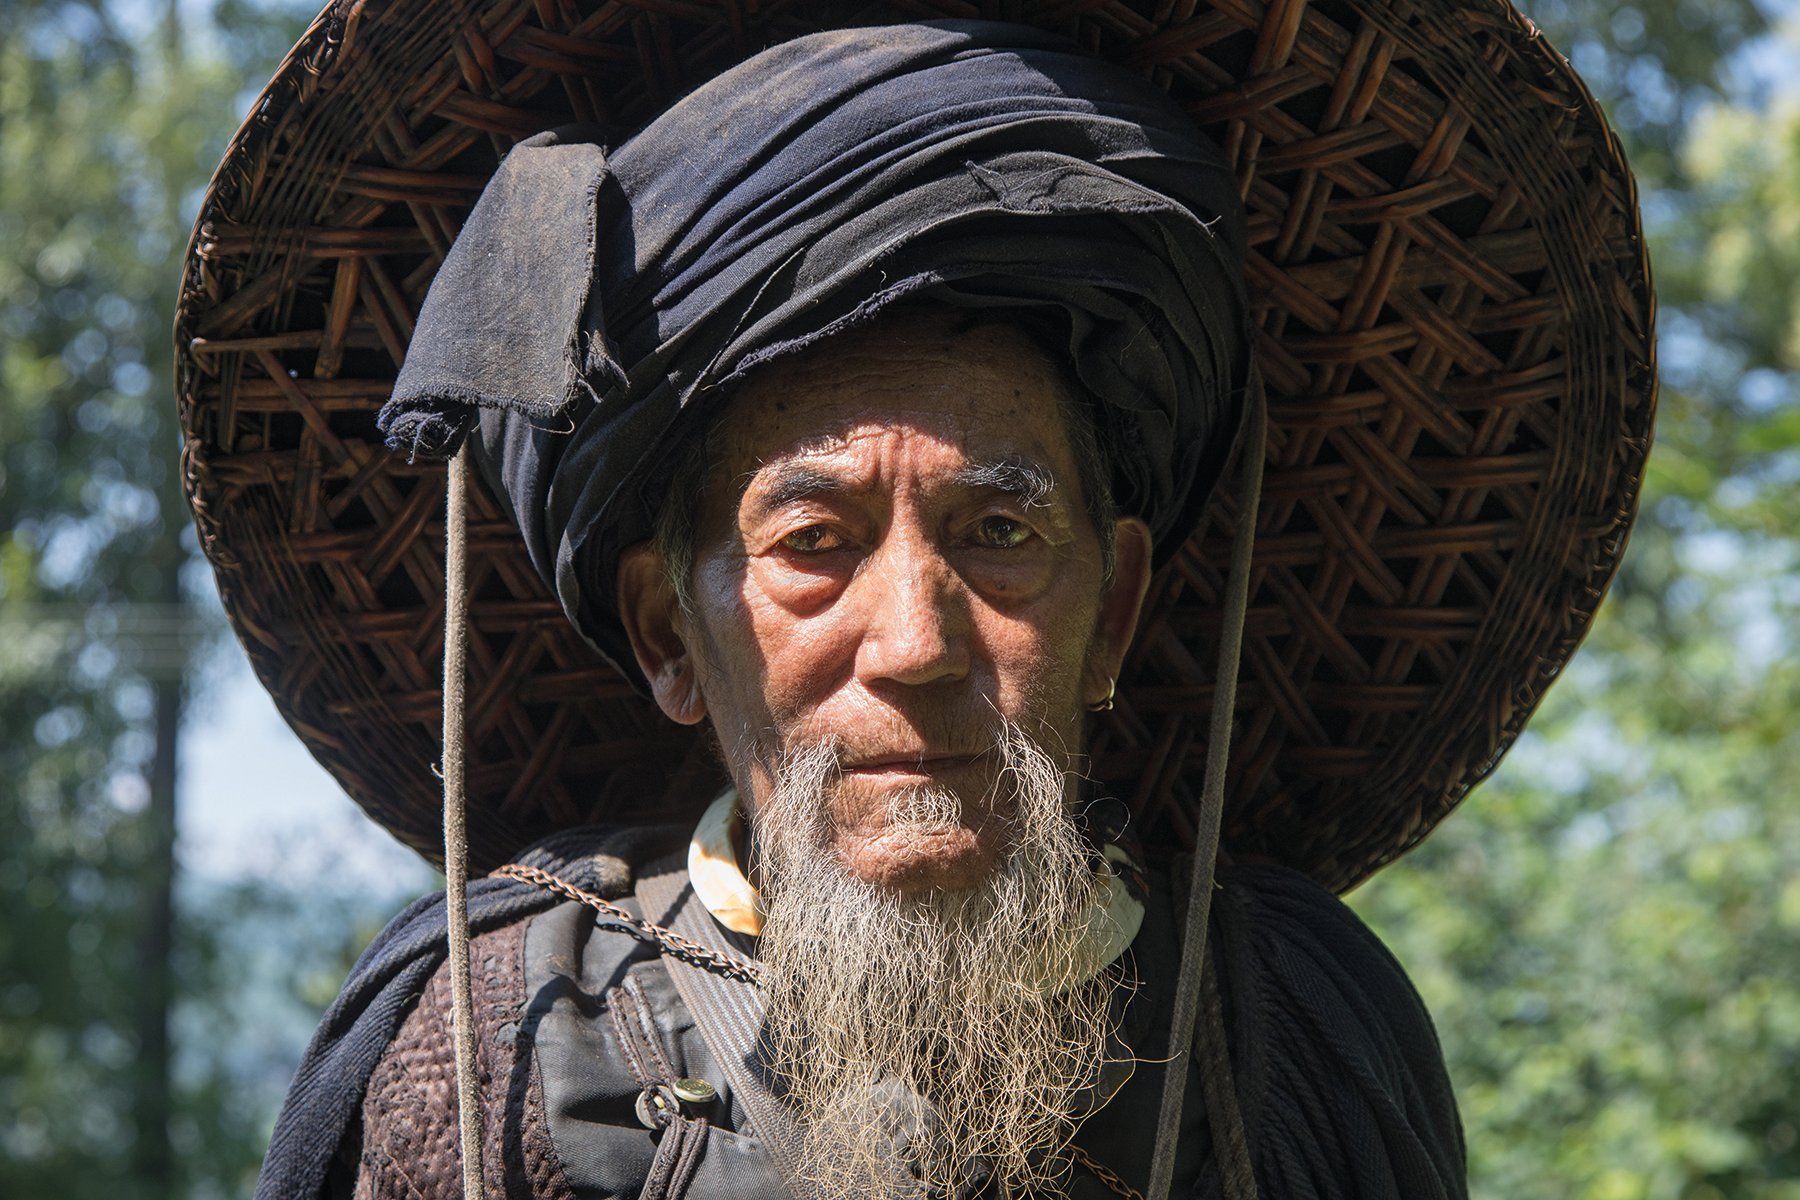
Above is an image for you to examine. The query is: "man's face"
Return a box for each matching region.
[617,308,1155,1196]
[622,308,1152,894]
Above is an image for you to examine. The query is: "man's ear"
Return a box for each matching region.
[1085,517,1154,710]
[616,544,707,726]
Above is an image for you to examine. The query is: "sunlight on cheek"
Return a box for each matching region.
[998,616,1089,706]
[736,585,855,701]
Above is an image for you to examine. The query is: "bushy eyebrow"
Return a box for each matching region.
[744,455,1061,522]
[953,458,1056,508]
[748,465,846,517]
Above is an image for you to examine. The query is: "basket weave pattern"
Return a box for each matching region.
[175,0,1654,890]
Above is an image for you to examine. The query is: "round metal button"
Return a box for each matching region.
[672,1077,717,1106]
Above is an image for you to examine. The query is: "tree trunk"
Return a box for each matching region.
[132,418,188,1194]
[132,625,182,1197]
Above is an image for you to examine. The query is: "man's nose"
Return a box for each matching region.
[852,527,970,688]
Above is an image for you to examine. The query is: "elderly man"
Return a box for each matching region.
[176,6,1654,1200]
[267,28,1466,1195]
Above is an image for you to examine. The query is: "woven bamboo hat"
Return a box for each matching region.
[176,0,1654,893]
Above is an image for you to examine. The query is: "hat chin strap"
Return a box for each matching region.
[442,445,487,1200]
[1145,381,1266,1200]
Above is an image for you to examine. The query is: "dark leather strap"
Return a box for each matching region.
[604,977,710,1200]
[634,865,827,1200]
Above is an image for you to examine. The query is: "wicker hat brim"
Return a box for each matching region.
[176,0,1655,892]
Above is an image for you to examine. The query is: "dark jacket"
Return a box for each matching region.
[256,825,1466,1199]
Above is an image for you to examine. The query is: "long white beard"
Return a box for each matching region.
[753,724,1120,1200]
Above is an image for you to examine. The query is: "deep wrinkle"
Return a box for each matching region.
[617,308,1155,894]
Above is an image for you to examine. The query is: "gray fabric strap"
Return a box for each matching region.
[442,445,487,1200]
[634,867,825,1200]
[1146,381,1268,1200]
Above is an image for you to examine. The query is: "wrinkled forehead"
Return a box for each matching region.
[703,308,1091,513]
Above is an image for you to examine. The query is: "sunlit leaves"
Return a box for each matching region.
[1352,8,1800,1196]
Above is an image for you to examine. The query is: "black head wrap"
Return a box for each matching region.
[381,20,1252,675]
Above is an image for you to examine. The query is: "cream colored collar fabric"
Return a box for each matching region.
[687,791,1146,982]
[687,793,764,937]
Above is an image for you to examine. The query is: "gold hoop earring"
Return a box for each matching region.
[1088,677,1116,713]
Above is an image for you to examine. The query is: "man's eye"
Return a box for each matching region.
[779,525,845,553]
[973,515,1032,549]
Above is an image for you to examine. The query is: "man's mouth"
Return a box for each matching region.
[837,752,986,778]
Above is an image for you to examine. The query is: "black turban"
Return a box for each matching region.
[381,20,1252,675]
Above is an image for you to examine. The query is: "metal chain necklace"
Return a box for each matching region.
[493,861,763,985]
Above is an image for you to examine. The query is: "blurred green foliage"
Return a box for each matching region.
[0,3,338,1198]
[1350,5,1800,1199]
[0,1,1795,1198]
